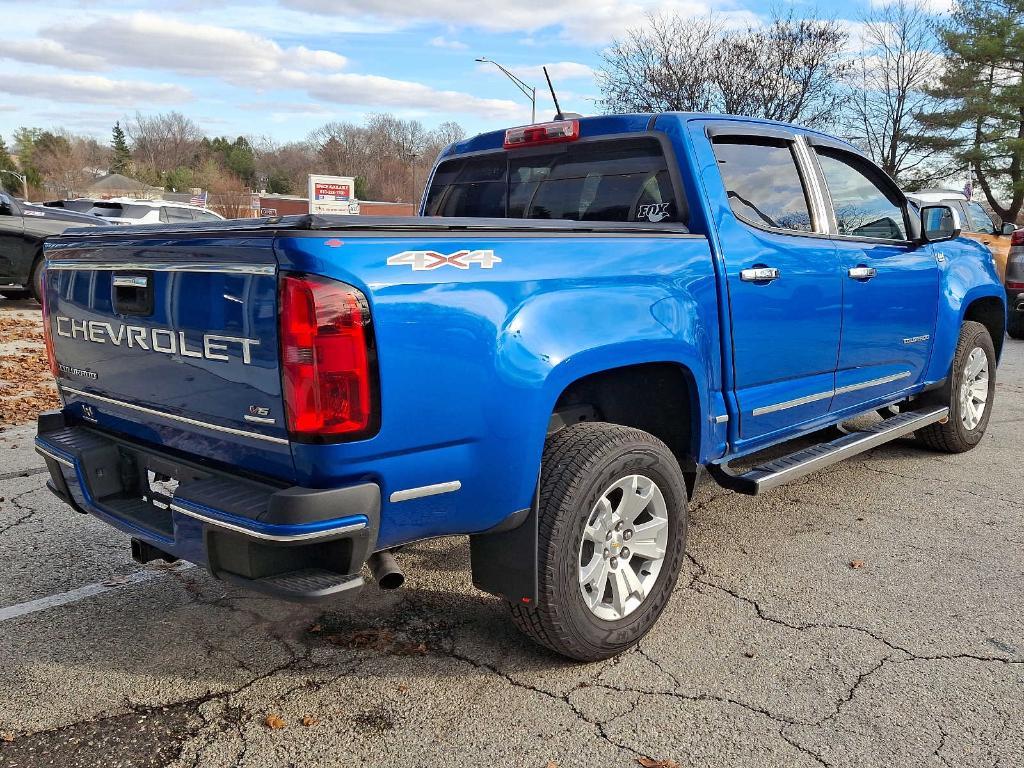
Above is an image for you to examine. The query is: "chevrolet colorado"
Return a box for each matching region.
[35,114,1007,660]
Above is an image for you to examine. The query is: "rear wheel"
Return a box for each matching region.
[1008,311,1024,340]
[917,321,996,453]
[28,254,44,303]
[509,422,688,661]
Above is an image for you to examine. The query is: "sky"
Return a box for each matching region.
[0,0,953,145]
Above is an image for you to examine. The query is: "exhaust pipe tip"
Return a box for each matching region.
[368,550,405,590]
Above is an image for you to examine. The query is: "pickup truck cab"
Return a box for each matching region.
[0,191,100,301]
[35,114,1007,660]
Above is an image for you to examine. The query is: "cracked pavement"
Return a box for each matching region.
[0,331,1021,767]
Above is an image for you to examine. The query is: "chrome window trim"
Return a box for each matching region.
[60,386,289,446]
[752,371,912,417]
[46,261,275,275]
[389,481,462,503]
[170,503,366,542]
[793,136,832,236]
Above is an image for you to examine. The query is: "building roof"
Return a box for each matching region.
[84,174,161,194]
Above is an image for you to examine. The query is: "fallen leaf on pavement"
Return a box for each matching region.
[264,714,286,729]
[1,733,14,742]
[637,758,680,768]
[546,761,559,768]
[397,684,409,693]
[849,560,866,569]
[301,715,318,727]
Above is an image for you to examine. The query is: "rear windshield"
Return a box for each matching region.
[424,137,685,225]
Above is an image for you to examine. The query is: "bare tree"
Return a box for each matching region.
[844,0,948,186]
[596,10,849,128]
[717,11,850,128]
[597,13,722,114]
[127,111,204,181]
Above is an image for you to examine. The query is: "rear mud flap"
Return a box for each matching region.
[469,485,538,604]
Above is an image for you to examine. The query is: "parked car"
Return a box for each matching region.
[1005,228,1024,339]
[907,189,1015,277]
[0,192,101,301]
[85,198,225,225]
[36,113,1006,660]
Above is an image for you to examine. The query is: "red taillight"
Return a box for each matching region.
[40,268,59,379]
[279,273,377,442]
[503,120,580,149]
[1007,281,1024,291]
[1011,229,1024,247]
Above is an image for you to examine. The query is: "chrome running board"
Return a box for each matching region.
[708,406,949,495]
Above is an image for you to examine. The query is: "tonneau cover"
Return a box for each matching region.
[51,214,691,241]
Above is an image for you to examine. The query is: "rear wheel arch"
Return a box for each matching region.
[549,362,702,487]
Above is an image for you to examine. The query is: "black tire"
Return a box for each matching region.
[28,254,44,304]
[1008,311,1024,340]
[509,422,688,661]
[917,320,996,453]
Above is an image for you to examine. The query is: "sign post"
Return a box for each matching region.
[308,174,360,215]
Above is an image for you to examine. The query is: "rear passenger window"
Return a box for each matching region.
[425,138,684,224]
[962,201,996,235]
[163,207,195,223]
[815,148,907,241]
[712,138,813,233]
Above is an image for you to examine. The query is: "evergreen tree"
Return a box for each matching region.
[110,121,132,175]
[920,0,1024,222]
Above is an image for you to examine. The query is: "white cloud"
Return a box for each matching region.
[516,62,595,81]
[45,13,348,80]
[282,0,717,44]
[0,39,106,70]
[0,73,190,106]
[869,0,953,12]
[429,36,469,50]
[280,70,525,120]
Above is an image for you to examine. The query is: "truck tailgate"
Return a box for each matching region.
[44,233,294,481]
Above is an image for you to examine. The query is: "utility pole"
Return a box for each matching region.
[475,57,536,124]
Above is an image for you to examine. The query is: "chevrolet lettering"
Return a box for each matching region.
[54,316,259,363]
[36,113,1006,662]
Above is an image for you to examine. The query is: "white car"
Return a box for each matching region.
[85,198,225,225]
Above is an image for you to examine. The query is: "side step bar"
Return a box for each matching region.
[708,406,949,495]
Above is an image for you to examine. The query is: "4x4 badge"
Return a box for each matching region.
[387,249,501,271]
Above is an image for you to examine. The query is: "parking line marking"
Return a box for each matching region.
[0,564,193,623]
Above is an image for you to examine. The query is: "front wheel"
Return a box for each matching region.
[917,320,996,453]
[509,422,688,661]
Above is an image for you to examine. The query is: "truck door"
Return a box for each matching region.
[807,141,939,414]
[0,192,26,281]
[702,126,843,446]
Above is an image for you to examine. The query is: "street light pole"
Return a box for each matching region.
[475,57,536,124]
[0,169,28,200]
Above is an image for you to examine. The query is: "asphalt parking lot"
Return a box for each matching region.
[0,301,1022,768]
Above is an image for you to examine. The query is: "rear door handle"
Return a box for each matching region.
[739,267,780,283]
[848,266,877,280]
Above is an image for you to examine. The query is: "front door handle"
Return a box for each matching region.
[848,266,877,280]
[740,267,780,283]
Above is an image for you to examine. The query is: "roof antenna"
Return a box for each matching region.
[543,66,563,120]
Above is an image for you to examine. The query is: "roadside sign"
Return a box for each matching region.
[308,174,357,215]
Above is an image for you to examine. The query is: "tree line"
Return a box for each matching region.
[2,0,1020,221]
[0,112,465,206]
[597,0,1024,222]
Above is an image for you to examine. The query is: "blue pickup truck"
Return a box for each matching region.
[35,114,1006,660]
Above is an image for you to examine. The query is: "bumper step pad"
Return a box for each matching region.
[709,406,949,495]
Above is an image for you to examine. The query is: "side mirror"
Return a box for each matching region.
[920,204,961,243]
[1001,221,1017,236]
